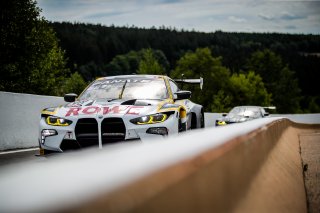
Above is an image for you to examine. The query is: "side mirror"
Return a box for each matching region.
[64,93,78,102]
[174,90,191,100]
[222,113,227,117]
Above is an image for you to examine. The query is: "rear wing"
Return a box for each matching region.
[174,77,203,90]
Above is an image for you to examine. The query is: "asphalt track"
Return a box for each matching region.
[0,148,44,167]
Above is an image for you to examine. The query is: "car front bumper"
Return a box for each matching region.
[39,114,178,153]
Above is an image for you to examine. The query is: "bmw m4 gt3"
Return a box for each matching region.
[215,106,274,126]
[39,75,204,154]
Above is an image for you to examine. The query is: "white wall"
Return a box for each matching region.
[0,92,65,151]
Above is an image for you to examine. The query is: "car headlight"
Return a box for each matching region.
[130,113,168,125]
[45,116,72,126]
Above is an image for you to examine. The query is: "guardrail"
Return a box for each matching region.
[1,117,319,212]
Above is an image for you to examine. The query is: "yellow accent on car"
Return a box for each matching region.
[217,121,227,125]
[157,98,174,112]
[179,107,187,119]
[39,148,45,156]
[96,77,106,80]
[41,108,58,115]
[164,77,174,99]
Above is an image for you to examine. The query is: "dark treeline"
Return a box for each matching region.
[5,1,319,113]
[50,22,320,112]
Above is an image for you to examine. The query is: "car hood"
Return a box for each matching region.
[44,99,164,118]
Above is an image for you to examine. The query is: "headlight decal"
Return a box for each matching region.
[45,116,72,126]
[130,113,168,125]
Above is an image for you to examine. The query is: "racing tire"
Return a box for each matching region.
[178,118,186,132]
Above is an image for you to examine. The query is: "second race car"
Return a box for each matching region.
[215,106,274,126]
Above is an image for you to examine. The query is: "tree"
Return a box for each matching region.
[172,48,272,112]
[105,48,169,76]
[105,51,140,76]
[137,49,166,75]
[246,49,301,113]
[171,48,230,111]
[229,71,271,106]
[60,72,87,96]
[210,72,271,112]
[0,0,69,95]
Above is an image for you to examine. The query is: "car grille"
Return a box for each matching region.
[101,118,126,144]
[75,118,99,148]
[70,118,126,150]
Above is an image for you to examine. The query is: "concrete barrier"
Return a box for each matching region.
[0,92,65,150]
[67,119,319,213]
[1,117,319,213]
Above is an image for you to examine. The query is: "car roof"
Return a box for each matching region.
[97,75,169,80]
[232,106,263,109]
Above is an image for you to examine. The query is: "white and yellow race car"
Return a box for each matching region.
[39,75,204,154]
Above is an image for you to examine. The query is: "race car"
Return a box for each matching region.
[39,75,204,154]
[215,106,275,126]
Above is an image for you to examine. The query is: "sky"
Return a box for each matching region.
[37,0,320,34]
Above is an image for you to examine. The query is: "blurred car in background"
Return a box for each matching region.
[215,106,275,126]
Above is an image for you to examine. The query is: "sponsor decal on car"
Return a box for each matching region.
[65,105,145,116]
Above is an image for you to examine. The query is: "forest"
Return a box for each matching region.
[50,22,320,113]
[1,0,320,113]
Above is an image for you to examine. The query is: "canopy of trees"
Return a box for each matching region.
[1,1,319,113]
[0,0,85,96]
[171,48,271,112]
[49,22,319,112]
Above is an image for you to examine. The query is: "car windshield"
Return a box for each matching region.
[79,78,168,100]
[227,107,262,118]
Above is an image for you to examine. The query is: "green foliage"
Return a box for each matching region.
[228,71,271,106]
[105,48,168,76]
[78,61,104,81]
[2,8,319,113]
[210,90,233,112]
[209,71,271,112]
[137,49,166,75]
[171,48,271,112]
[246,49,301,113]
[171,48,231,111]
[0,0,69,95]
[50,22,320,112]
[304,97,320,113]
[28,21,69,95]
[60,72,87,95]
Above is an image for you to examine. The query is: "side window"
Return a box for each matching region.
[169,80,179,94]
